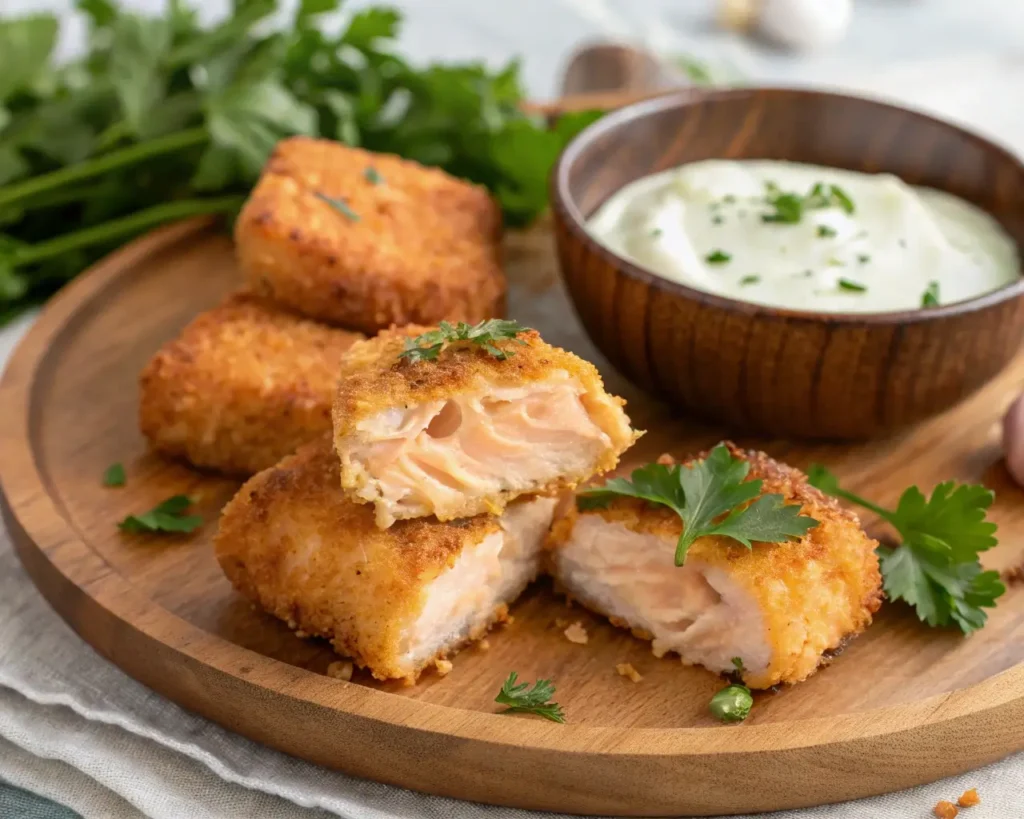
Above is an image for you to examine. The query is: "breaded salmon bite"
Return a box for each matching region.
[234,137,506,334]
[332,323,640,528]
[548,445,883,689]
[139,291,363,476]
[215,438,559,681]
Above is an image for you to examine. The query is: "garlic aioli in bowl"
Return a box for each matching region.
[587,160,1019,313]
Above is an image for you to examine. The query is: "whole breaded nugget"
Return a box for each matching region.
[333,323,640,528]
[548,444,883,689]
[215,438,558,681]
[235,137,506,334]
[139,291,363,476]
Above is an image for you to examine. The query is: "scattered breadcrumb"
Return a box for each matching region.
[616,663,643,683]
[294,630,308,639]
[553,618,569,629]
[327,661,353,681]
[504,615,515,627]
[564,621,589,645]
[435,659,453,676]
[957,789,980,808]
[933,800,958,818]
[476,639,490,652]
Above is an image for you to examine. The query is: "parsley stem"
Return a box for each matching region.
[0,127,209,210]
[12,196,242,267]
[827,486,894,523]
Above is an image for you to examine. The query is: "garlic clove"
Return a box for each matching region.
[718,0,760,32]
[758,0,853,52]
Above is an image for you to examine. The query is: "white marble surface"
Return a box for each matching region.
[2,2,1024,817]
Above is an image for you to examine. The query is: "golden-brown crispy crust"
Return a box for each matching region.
[215,436,506,681]
[139,291,363,476]
[333,324,620,435]
[550,442,883,689]
[234,137,506,334]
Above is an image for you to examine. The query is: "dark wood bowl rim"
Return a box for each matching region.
[552,86,1024,326]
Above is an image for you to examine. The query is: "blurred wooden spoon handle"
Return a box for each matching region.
[525,42,679,115]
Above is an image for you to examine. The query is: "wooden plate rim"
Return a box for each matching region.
[1,215,1022,765]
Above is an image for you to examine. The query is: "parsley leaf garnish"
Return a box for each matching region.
[314,192,360,222]
[399,319,531,363]
[578,444,819,565]
[817,224,837,238]
[807,465,1003,634]
[922,280,940,307]
[705,249,731,264]
[495,672,565,723]
[119,495,203,534]
[837,278,867,293]
[103,462,126,487]
[740,275,760,286]
[762,181,855,224]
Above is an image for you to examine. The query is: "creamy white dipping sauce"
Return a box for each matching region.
[588,160,1019,313]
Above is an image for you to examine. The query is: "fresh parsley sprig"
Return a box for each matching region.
[495,672,565,723]
[399,319,530,363]
[119,495,203,534]
[578,444,820,565]
[807,465,1004,634]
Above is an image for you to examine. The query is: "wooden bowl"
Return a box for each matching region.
[551,88,1024,439]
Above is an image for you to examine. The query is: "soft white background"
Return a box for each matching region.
[2,1,1024,817]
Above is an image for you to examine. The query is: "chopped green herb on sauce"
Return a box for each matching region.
[838,278,867,293]
[817,225,837,238]
[740,275,760,286]
[922,281,940,307]
[857,254,871,264]
[705,249,731,264]
[363,166,383,185]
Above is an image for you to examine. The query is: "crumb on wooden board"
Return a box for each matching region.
[616,663,643,683]
[326,661,353,682]
[563,621,588,645]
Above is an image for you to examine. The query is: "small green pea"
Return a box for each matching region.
[709,683,752,723]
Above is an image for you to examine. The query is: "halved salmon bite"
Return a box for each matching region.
[547,448,884,689]
[337,368,637,528]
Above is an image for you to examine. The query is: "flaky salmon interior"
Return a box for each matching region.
[552,514,774,681]
[339,370,635,528]
[398,496,557,673]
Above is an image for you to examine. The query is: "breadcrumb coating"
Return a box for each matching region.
[139,291,362,476]
[235,137,506,334]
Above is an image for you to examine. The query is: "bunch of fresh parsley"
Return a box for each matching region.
[808,465,1004,634]
[399,319,530,363]
[0,1,602,325]
[578,443,820,565]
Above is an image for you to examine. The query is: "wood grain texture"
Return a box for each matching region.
[0,214,1023,816]
[552,88,1024,439]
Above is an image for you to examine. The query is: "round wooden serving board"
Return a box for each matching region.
[2,193,1024,813]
